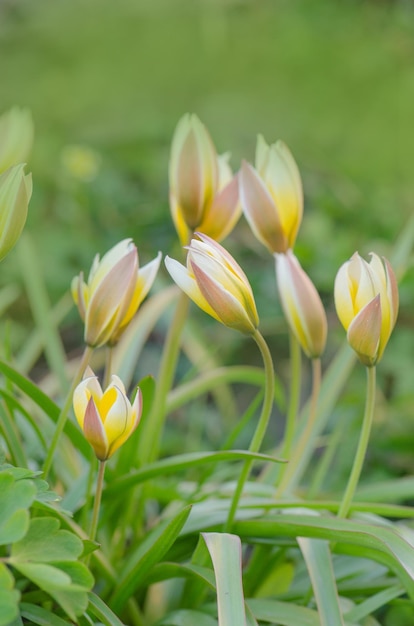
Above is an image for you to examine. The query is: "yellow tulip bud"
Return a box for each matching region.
[165,232,259,334]
[239,135,303,254]
[73,369,142,461]
[276,251,327,358]
[72,239,161,347]
[0,164,32,261]
[334,252,399,366]
[169,114,240,244]
[0,107,34,173]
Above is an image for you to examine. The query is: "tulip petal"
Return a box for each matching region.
[165,256,221,322]
[347,295,382,366]
[85,249,138,346]
[83,397,109,461]
[198,175,241,242]
[192,260,257,333]
[265,141,303,245]
[109,387,143,457]
[239,160,288,254]
[276,252,327,358]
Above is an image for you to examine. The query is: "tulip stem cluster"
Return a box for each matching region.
[337,365,377,518]
[277,331,302,485]
[225,329,275,531]
[137,290,190,466]
[43,345,94,479]
[276,357,322,496]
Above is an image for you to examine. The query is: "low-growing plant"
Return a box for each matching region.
[1,107,414,626]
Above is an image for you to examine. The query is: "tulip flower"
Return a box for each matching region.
[276,251,327,359]
[0,164,32,261]
[72,239,161,347]
[334,252,399,366]
[239,135,303,254]
[73,369,142,461]
[165,233,259,334]
[169,114,240,244]
[0,107,34,174]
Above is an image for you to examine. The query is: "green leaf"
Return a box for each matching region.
[0,563,19,626]
[202,533,247,626]
[344,584,405,622]
[11,517,84,562]
[87,592,125,626]
[298,537,345,626]
[9,517,93,621]
[20,603,72,626]
[0,401,27,467]
[247,598,320,626]
[157,610,217,626]
[234,513,414,598]
[109,506,192,613]
[12,562,92,621]
[0,471,35,545]
[105,450,283,496]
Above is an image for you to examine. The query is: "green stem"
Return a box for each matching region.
[103,346,113,389]
[337,365,376,518]
[43,345,93,480]
[224,329,275,531]
[276,330,301,485]
[276,357,322,496]
[89,460,106,544]
[137,291,189,465]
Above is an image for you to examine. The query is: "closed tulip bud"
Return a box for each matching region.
[165,232,259,334]
[73,369,142,461]
[0,164,32,261]
[334,252,399,366]
[169,114,240,244]
[276,251,327,358]
[72,239,161,347]
[0,107,34,173]
[239,135,303,254]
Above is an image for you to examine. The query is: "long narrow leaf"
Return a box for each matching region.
[234,514,414,597]
[203,533,246,626]
[109,506,192,613]
[87,592,125,626]
[298,537,345,626]
[105,450,283,497]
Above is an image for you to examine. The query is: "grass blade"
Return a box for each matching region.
[203,533,246,626]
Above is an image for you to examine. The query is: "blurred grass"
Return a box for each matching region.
[0,0,414,480]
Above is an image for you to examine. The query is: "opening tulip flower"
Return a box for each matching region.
[73,369,142,461]
[239,135,303,254]
[334,252,399,366]
[165,233,259,334]
[169,113,240,244]
[72,239,161,347]
[0,163,32,261]
[276,251,327,359]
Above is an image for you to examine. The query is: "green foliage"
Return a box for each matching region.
[0,465,93,623]
[1,2,414,624]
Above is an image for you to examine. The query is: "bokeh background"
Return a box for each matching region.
[1,0,414,488]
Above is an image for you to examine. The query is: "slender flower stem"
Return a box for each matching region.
[103,346,114,388]
[43,345,93,480]
[276,330,301,485]
[337,365,376,518]
[89,460,106,544]
[137,290,189,466]
[276,357,322,496]
[224,329,275,531]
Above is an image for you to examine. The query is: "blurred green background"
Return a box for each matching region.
[1,0,414,484]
